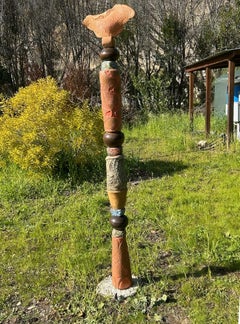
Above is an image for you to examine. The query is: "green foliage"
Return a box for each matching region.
[216,4,240,50]
[161,12,186,56]
[160,12,187,109]
[132,72,169,115]
[131,12,188,114]
[0,77,104,176]
[196,3,240,58]
[196,18,216,59]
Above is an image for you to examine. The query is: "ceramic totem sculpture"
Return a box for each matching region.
[83,5,135,290]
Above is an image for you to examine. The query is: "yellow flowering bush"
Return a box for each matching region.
[0,77,103,173]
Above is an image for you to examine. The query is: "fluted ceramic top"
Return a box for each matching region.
[82,4,135,38]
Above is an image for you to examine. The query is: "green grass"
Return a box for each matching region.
[1,113,240,323]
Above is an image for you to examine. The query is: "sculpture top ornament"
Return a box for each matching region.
[83,4,135,46]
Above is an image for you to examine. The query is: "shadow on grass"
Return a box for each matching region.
[187,262,240,278]
[137,258,240,298]
[141,262,240,287]
[54,155,187,186]
[126,158,188,183]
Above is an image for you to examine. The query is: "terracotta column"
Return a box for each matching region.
[83,5,135,290]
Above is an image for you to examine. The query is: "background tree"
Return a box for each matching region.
[0,0,239,119]
[0,0,27,90]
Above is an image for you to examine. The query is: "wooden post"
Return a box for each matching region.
[227,60,235,147]
[205,67,211,136]
[189,72,194,131]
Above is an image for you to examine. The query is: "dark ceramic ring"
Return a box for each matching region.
[109,215,128,230]
[103,131,124,147]
[100,47,120,61]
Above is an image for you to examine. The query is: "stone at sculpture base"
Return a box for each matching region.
[96,275,139,299]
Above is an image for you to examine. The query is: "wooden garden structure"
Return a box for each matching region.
[186,48,240,147]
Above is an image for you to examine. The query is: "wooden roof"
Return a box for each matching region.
[186,48,240,72]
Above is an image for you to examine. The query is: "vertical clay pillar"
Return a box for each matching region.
[83,5,135,290]
[100,40,132,290]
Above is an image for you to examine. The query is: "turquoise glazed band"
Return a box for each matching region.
[110,208,126,217]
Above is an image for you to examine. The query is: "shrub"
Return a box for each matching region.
[132,71,169,115]
[0,77,104,175]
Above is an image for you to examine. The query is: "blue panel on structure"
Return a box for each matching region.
[234,83,240,102]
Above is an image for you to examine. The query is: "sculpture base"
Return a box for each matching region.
[96,275,139,299]
[111,235,132,289]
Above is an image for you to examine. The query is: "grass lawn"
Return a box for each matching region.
[1,113,240,323]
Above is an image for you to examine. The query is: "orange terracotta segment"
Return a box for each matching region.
[102,36,115,48]
[99,69,122,132]
[100,70,121,106]
[82,4,135,38]
[112,236,132,289]
[108,190,127,209]
[104,118,122,133]
[102,118,121,132]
